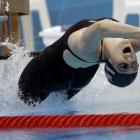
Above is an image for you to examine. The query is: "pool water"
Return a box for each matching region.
[1,127,140,140]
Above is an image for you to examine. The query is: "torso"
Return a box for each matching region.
[39,18,118,91]
[19,18,116,95]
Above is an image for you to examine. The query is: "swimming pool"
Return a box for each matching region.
[0,46,139,139]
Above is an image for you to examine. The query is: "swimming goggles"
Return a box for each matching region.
[115,62,139,72]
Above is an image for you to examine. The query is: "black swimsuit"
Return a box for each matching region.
[18,18,118,105]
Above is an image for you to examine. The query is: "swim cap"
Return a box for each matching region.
[104,60,138,87]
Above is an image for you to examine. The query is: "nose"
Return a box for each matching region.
[127,57,132,62]
[126,57,133,68]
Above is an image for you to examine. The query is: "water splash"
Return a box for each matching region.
[0,43,76,116]
[0,43,31,115]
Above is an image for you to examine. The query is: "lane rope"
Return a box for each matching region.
[0,114,140,128]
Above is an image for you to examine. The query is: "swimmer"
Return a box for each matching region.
[18,18,140,105]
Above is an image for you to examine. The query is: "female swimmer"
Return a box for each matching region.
[18,18,140,105]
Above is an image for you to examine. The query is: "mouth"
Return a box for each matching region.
[123,46,131,54]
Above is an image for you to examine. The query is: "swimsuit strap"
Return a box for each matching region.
[67,40,107,63]
[67,46,89,63]
[97,40,108,63]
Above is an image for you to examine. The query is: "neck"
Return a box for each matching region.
[103,38,124,59]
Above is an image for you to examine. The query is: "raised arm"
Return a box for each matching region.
[68,19,140,55]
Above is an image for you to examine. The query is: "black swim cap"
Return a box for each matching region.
[104,60,138,87]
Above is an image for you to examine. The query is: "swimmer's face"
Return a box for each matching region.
[110,39,138,74]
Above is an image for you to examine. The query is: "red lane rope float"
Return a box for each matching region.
[1,114,140,129]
